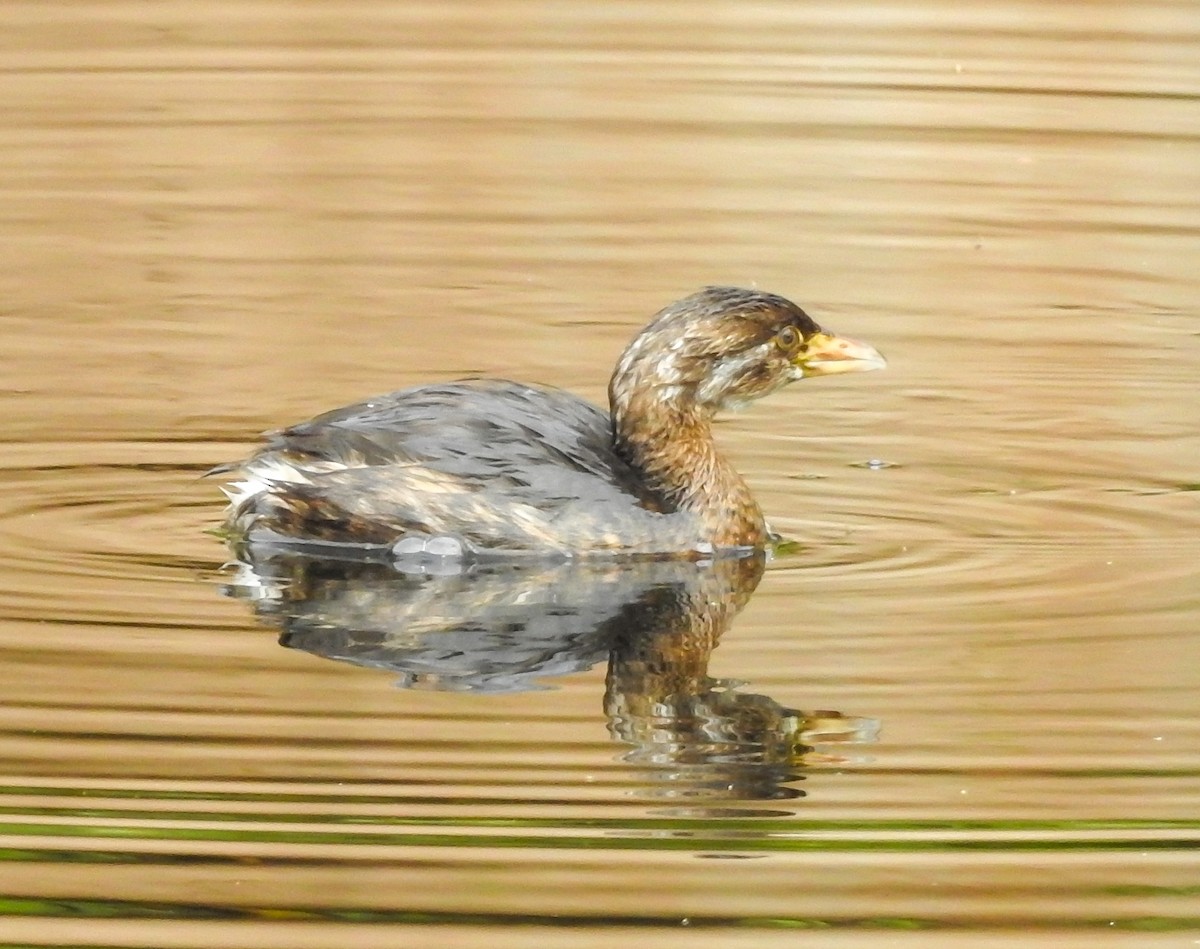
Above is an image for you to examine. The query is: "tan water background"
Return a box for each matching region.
[2,1,1199,945]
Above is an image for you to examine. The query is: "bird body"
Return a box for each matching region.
[216,287,885,559]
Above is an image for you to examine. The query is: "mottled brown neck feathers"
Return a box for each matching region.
[610,386,766,548]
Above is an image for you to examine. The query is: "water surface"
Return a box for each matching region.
[2,1,1199,945]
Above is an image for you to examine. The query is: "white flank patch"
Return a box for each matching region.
[219,455,344,510]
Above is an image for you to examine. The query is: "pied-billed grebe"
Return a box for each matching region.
[217,287,885,558]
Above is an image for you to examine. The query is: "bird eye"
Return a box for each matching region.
[775,325,801,352]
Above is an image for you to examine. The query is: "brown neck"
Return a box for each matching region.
[612,390,766,548]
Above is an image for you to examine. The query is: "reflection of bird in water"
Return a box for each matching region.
[228,548,680,693]
[214,287,884,559]
[225,546,877,806]
[603,554,876,805]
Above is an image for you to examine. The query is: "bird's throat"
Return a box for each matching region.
[613,397,767,549]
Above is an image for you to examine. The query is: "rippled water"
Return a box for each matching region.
[3,1,1199,945]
